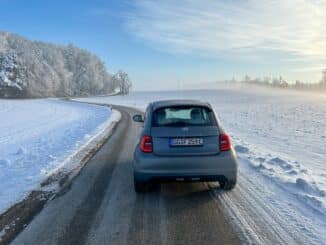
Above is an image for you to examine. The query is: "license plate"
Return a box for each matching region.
[170,138,203,146]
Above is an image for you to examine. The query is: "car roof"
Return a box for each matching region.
[151,99,212,111]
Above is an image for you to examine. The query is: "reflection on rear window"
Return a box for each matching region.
[152,106,216,127]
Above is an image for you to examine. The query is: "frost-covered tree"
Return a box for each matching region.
[111,70,132,95]
[295,80,303,89]
[0,31,123,98]
[272,77,281,87]
[321,69,326,86]
[263,76,271,85]
[244,75,251,83]
[0,51,28,97]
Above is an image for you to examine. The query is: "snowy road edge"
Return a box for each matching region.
[41,107,121,193]
[0,104,121,244]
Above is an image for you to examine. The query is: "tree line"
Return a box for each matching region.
[0,31,132,98]
[226,69,326,92]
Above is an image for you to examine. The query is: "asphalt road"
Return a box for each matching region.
[12,106,240,245]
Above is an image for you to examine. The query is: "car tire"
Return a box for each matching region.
[220,179,237,190]
[134,179,147,193]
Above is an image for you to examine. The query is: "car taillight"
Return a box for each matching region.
[219,133,231,151]
[140,135,153,153]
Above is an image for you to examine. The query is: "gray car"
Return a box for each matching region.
[132,100,238,193]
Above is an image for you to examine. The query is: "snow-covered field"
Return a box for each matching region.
[0,99,119,215]
[77,88,326,244]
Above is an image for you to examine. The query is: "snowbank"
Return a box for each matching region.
[0,99,119,214]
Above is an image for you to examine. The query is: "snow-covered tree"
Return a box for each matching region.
[321,69,326,86]
[263,76,271,85]
[244,75,251,83]
[0,50,28,97]
[0,31,124,98]
[111,70,132,95]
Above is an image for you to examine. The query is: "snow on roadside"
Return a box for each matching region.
[76,88,326,243]
[233,139,326,215]
[0,99,120,215]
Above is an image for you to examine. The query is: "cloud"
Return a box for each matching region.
[125,0,326,59]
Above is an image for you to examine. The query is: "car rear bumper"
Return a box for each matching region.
[134,148,238,182]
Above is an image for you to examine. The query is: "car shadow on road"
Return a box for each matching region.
[139,181,222,209]
[128,182,239,245]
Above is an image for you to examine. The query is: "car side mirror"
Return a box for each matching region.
[133,114,144,123]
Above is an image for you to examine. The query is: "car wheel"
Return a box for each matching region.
[134,179,147,193]
[220,179,237,190]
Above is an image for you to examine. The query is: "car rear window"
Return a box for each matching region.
[152,106,217,127]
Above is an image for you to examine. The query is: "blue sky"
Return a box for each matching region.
[1,0,325,90]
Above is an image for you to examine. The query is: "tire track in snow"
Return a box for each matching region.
[209,158,324,245]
